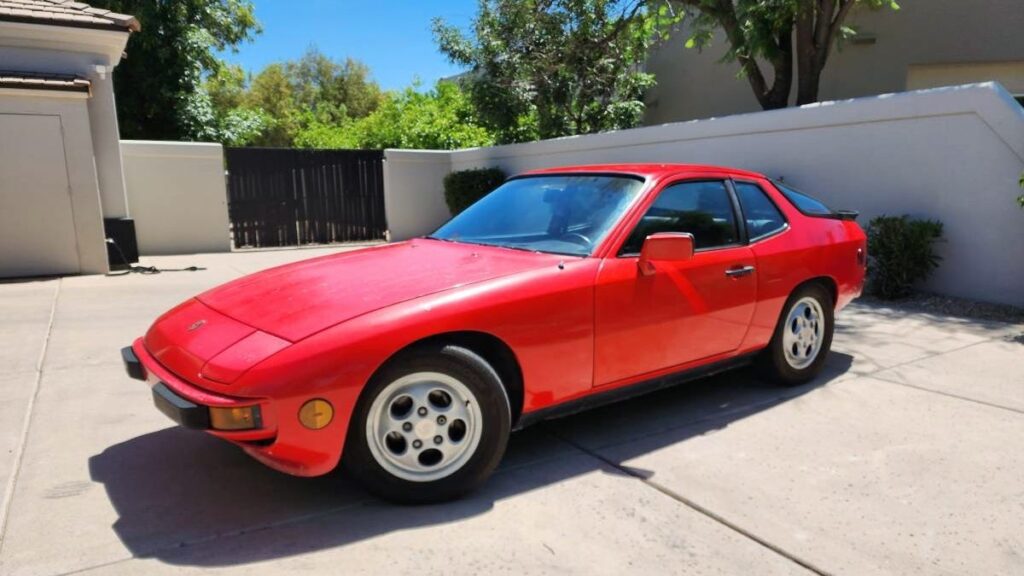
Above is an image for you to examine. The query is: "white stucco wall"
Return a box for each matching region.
[121,141,232,255]
[0,91,109,275]
[383,83,1024,306]
[382,150,453,241]
[643,0,1024,124]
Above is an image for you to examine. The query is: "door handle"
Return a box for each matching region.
[725,265,755,278]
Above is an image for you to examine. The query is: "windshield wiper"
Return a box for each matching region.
[427,236,578,257]
[500,244,544,254]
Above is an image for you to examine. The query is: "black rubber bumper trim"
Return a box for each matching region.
[152,382,211,430]
[121,346,146,381]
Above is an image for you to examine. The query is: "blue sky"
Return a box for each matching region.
[217,0,478,91]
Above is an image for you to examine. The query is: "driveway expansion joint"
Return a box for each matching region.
[858,338,1024,415]
[0,278,61,559]
[869,374,1024,416]
[547,430,831,576]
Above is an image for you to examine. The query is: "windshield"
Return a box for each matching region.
[429,175,644,256]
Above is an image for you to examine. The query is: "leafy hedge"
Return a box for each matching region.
[443,168,506,215]
[865,215,944,299]
[1018,172,1023,208]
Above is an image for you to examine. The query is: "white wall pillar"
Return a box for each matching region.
[86,71,130,219]
[382,150,454,241]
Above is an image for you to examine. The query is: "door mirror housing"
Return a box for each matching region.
[638,232,694,276]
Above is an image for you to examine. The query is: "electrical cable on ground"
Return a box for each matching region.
[105,238,206,276]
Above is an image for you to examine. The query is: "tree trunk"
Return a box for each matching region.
[713,0,793,111]
[796,66,822,105]
[738,57,786,110]
[794,1,818,106]
[764,26,794,109]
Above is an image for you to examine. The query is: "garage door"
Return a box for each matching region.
[0,114,80,277]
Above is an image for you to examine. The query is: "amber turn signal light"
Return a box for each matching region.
[209,405,262,431]
[299,399,333,430]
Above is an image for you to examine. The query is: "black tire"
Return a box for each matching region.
[342,343,511,504]
[757,282,834,386]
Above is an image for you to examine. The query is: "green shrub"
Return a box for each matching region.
[443,168,506,215]
[865,215,944,299]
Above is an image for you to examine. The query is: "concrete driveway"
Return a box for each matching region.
[1,246,1021,575]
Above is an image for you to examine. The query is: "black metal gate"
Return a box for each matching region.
[224,147,387,248]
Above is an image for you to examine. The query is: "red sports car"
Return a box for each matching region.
[123,164,865,503]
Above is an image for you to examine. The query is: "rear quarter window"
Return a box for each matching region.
[773,181,833,216]
[734,182,787,240]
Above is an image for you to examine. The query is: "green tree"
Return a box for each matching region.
[205,63,248,111]
[230,47,384,147]
[244,63,299,146]
[433,0,673,144]
[674,0,899,110]
[91,0,260,140]
[294,81,495,150]
[285,48,383,121]
[201,63,267,146]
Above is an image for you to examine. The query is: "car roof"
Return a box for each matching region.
[519,163,766,180]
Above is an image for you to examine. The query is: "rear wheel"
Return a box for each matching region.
[758,283,834,386]
[343,343,511,504]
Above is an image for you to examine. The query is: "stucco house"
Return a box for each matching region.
[0,0,138,278]
[644,0,1024,124]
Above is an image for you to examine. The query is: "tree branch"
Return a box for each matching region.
[825,0,857,62]
[599,0,646,46]
[815,0,836,50]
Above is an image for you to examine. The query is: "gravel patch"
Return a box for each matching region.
[858,292,1024,325]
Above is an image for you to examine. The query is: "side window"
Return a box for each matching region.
[734,182,787,240]
[620,180,739,255]
[773,181,833,215]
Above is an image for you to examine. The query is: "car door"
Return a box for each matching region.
[593,179,757,386]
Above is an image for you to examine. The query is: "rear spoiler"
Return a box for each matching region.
[834,210,859,221]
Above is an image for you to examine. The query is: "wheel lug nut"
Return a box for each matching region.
[433,435,443,445]
[412,439,423,449]
[402,422,412,432]
[437,415,447,425]
[417,407,428,417]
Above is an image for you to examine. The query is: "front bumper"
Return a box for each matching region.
[122,340,277,439]
[152,382,213,430]
[123,346,256,431]
[122,339,344,477]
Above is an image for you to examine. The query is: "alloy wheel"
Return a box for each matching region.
[782,296,825,370]
[366,372,483,482]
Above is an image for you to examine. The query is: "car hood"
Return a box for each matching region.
[197,239,565,342]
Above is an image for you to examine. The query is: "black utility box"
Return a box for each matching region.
[104,218,139,270]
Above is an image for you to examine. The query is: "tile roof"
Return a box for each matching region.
[0,70,91,93]
[0,0,139,32]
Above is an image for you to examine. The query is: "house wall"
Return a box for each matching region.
[383,83,1024,306]
[121,141,232,255]
[643,0,1024,125]
[0,91,109,275]
[0,23,131,219]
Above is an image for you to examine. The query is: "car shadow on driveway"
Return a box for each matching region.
[88,353,852,567]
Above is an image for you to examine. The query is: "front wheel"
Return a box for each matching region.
[342,343,511,504]
[758,283,834,386]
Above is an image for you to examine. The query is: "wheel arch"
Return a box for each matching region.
[375,331,525,426]
[798,275,838,308]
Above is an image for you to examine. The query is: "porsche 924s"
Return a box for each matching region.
[123,164,866,502]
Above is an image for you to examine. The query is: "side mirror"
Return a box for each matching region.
[638,232,694,276]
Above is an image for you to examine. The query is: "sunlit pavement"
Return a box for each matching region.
[1,245,1022,575]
